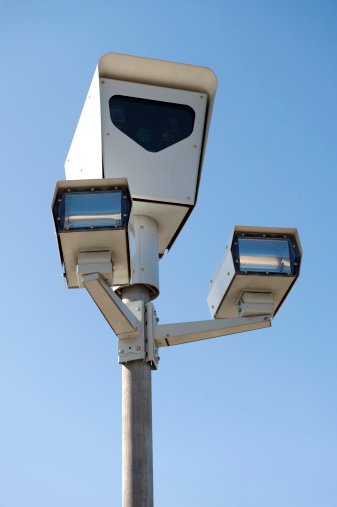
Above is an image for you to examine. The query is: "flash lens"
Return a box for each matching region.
[235,237,297,275]
[55,190,130,231]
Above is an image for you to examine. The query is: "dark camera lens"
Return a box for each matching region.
[109,95,195,153]
[110,107,126,125]
[136,127,153,146]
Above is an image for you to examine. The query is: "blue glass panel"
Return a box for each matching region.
[237,238,292,274]
[57,191,125,230]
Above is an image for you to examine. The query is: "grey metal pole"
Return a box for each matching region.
[121,285,154,507]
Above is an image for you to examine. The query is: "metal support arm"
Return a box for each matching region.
[154,315,271,347]
[82,273,141,338]
[81,272,271,359]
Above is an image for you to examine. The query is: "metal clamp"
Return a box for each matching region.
[118,300,146,363]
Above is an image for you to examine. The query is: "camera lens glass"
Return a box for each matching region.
[109,95,195,152]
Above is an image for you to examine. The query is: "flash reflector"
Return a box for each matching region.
[55,189,130,231]
[233,237,297,275]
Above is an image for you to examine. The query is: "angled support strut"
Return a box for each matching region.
[154,315,271,348]
[82,273,141,338]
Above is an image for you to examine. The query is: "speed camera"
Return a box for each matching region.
[65,52,217,255]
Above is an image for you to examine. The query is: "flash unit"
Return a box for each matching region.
[208,226,302,319]
[52,179,133,289]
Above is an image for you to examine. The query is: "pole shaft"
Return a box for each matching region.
[121,285,154,507]
[122,360,153,507]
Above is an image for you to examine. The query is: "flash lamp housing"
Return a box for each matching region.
[52,178,134,289]
[207,226,302,319]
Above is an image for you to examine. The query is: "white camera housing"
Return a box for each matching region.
[65,52,217,255]
[208,226,302,319]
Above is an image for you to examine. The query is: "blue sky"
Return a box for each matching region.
[1,1,337,506]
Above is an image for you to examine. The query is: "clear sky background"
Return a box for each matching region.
[1,1,337,506]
